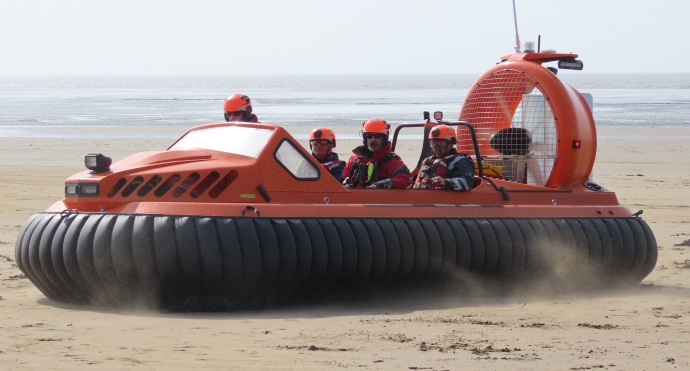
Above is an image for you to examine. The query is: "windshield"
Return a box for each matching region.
[169,126,274,158]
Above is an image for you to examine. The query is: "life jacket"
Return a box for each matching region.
[346,153,396,187]
[321,160,342,172]
[319,152,345,182]
[413,152,472,189]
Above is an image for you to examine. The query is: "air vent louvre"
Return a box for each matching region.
[172,173,200,198]
[154,174,181,197]
[190,171,220,198]
[137,175,163,197]
[107,178,127,198]
[208,170,238,199]
[121,176,144,197]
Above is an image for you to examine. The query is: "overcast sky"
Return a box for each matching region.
[1,0,688,76]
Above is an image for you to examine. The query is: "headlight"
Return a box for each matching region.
[65,182,100,197]
[65,183,78,196]
[80,183,99,195]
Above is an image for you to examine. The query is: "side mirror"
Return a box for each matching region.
[423,111,430,121]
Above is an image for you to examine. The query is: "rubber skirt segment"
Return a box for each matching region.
[19,214,54,300]
[376,219,402,285]
[132,215,164,307]
[152,216,182,304]
[52,215,90,303]
[216,218,243,299]
[639,218,658,279]
[488,219,513,276]
[362,219,387,286]
[461,219,486,273]
[15,213,658,309]
[300,219,330,301]
[390,219,415,284]
[270,219,297,305]
[39,214,79,303]
[27,213,62,301]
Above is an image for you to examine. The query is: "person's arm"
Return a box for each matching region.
[329,161,346,183]
[435,156,474,191]
[385,156,411,189]
[342,156,354,185]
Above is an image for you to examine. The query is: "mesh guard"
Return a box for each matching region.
[460,69,557,186]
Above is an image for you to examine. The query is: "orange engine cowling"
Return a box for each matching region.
[459,52,596,188]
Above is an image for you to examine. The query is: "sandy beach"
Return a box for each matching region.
[1,125,689,370]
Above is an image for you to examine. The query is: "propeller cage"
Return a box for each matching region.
[459,56,597,189]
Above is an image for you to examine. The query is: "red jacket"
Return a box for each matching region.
[343,143,411,188]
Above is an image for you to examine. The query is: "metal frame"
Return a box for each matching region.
[390,121,484,178]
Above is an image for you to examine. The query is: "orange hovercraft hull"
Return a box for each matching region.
[15,53,656,310]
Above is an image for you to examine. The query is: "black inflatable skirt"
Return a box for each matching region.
[15,212,657,310]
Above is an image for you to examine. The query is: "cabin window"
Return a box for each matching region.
[168,126,273,158]
[274,140,319,180]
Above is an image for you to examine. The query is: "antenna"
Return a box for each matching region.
[512,0,521,53]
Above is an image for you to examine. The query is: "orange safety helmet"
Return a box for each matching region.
[429,124,457,144]
[310,127,336,146]
[361,118,390,145]
[224,93,253,122]
[362,118,390,135]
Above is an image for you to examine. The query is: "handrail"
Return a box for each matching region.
[390,121,430,151]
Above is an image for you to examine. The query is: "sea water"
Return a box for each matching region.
[0,74,688,138]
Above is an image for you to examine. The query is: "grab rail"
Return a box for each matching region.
[391,121,484,178]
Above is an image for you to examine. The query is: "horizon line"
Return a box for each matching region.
[3,72,690,78]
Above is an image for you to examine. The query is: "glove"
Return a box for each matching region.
[367,179,393,189]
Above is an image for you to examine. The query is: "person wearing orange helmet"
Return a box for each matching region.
[309,127,345,182]
[411,125,474,190]
[223,93,259,123]
[342,118,410,189]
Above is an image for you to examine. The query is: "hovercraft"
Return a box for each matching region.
[15,51,657,310]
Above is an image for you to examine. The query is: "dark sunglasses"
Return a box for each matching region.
[365,133,385,140]
[226,111,244,117]
[309,139,331,146]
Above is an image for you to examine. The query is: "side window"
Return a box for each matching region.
[275,140,320,180]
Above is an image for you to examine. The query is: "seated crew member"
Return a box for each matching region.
[411,125,474,190]
[343,118,411,189]
[309,127,345,182]
[223,93,259,123]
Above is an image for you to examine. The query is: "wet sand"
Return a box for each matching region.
[0,125,689,370]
